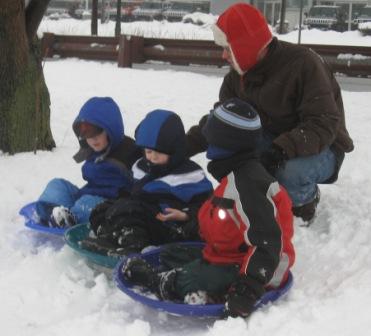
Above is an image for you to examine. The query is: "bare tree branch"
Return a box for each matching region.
[25,0,50,41]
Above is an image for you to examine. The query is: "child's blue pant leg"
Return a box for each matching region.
[70,195,105,224]
[35,178,80,222]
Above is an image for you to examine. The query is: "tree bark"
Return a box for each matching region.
[25,0,50,41]
[0,0,55,154]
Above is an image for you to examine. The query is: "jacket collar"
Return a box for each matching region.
[241,38,280,84]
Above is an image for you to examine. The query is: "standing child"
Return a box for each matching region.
[35,97,141,228]
[122,99,295,318]
[82,109,213,256]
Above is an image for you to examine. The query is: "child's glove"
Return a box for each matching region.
[224,275,265,318]
[260,144,288,175]
[89,199,115,235]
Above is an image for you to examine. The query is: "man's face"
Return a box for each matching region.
[86,131,109,152]
[222,46,233,65]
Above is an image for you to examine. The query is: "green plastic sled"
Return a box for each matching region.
[64,223,121,269]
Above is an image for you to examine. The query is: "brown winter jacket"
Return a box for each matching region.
[187,38,354,159]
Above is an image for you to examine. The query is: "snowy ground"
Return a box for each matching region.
[1,19,371,336]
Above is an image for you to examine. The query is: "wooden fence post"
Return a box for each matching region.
[131,36,145,63]
[117,35,132,68]
[41,32,55,58]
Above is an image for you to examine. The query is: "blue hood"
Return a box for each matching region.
[135,109,186,169]
[73,97,124,151]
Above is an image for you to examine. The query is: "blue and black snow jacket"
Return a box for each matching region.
[72,97,141,199]
[132,109,213,227]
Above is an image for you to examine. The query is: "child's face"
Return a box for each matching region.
[144,149,170,165]
[86,131,109,152]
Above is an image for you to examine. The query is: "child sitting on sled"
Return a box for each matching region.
[34,97,141,228]
[121,99,295,318]
[80,109,213,257]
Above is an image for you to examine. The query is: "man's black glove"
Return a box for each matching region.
[224,275,265,318]
[260,144,288,175]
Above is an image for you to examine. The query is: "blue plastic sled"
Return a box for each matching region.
[64,223,121,269]
[114,243,294,318]
[19,202,66,236]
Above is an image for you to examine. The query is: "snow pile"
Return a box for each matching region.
[359,21,371,30]
[337,53,371,60]
[38,18,214,40]
[182,12,218,26]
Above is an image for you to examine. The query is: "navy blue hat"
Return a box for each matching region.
[202,98,262,153]
[135,109,186,167]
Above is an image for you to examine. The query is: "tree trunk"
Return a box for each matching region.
[0,0,55,154]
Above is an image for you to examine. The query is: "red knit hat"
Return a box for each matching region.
[212,3,272,74]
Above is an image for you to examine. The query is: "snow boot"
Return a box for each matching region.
[49,206,76,228]
[121,257,178,300]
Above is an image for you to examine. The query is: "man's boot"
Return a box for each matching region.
[292,188,321,226]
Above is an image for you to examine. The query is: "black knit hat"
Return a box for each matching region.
[202,98,262,152]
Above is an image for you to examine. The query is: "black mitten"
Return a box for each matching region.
[260,144,288,175]
[224,275,265,318]
[89,199,115,235]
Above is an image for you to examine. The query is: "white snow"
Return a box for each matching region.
[1,18,371,336]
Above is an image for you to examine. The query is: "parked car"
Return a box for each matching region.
[45,0,80,19]
[355,6,371,35]
[107,1,143,22]
[74,1,111,20]
[354,6,371,26]
[132,1,170,21]
[163,1,209,22]
[304,5,347,32]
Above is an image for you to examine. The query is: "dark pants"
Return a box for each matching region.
[160,244,240,300]
[258,131,344,206]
